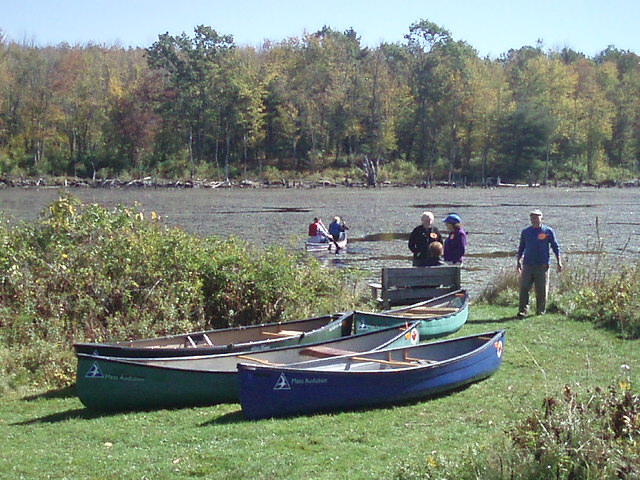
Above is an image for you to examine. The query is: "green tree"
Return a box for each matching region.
[404,19,453,181]
[596,47,640,174]
[147,26,235,176]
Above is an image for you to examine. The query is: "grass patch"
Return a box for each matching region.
[2,304,638,479]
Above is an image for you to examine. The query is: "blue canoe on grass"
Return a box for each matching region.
[238,329,505,420]
[75,319,420,411]
[353,289,469,340]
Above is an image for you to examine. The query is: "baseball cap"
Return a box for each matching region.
[442,213,462,224]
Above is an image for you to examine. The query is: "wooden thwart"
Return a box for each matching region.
[300,346,357,358]
[350,356,415,367]
[237,355,283,366]
[261,329,304,337]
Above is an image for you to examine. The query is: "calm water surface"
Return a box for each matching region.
[1,186,638,297]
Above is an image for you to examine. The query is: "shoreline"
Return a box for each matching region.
[1,176,639,189]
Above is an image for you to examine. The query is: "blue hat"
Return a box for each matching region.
[442,213,462,224]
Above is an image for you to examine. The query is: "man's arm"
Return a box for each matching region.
[516,230,525,272]
[549,228,563,272]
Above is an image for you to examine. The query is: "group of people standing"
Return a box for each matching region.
[408,208,562,318]
[408,211,467,266]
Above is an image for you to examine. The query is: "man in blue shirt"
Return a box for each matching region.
[516,209,563,317]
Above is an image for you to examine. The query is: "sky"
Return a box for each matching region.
[1,0,638,58]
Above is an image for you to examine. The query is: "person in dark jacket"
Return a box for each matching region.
[328,216,348,241]
[408,211,442,266]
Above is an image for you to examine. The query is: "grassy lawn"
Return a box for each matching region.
[2,304,638,480]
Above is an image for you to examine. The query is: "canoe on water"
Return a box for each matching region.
[305,232,347,252]
[238,329,505,420]
[73,313,350,358]
[353,289,469,340]
[75,319,420,411]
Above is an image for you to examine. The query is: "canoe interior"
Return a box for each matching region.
[73,313,348,357]
[277,330,501,372]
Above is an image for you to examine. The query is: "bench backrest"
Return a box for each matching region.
[381,266,461,308]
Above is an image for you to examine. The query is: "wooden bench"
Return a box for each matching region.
[369,266,461,309]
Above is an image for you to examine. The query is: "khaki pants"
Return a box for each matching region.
[519,264,550,314]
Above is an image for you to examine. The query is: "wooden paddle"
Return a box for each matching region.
[319,219,341,252]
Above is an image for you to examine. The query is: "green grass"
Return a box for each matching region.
[2,304,638,480]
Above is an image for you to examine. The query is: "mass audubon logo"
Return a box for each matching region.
[85,362,104,378]
[273,373,291,390]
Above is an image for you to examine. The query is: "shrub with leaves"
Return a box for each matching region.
[476,379,640,480]
[0,193,358,389]
[556,263,640,339]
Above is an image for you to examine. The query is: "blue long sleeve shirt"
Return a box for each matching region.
[518,224,561,265]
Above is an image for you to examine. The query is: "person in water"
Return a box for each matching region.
[328,216,348,241]
[408,211,443,266]
[308,217,329,243]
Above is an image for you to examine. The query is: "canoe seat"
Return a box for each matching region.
[300,346,357,358]
[184,333,214,348]
[403,353,437,364]
[262,329,304,337]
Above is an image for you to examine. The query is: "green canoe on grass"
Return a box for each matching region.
[353,289,469,339]
[76,317,420,411]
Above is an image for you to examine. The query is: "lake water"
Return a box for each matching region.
[1,186,638,297]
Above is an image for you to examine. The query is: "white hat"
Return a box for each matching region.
[530,209,543,216]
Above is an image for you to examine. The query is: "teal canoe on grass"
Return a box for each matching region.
[75,317,420,411]
[353,289,469,339]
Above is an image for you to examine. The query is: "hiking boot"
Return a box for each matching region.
[517,311,527,318]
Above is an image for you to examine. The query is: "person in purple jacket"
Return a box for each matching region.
[442,213,466,265]
[516,209,563,317]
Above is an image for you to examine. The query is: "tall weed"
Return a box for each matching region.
[476,380,640,480]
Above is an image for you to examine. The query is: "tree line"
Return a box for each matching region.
[0,21,639,185]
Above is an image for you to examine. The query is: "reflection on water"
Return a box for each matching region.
[355,232,409,243]
[1,186,639,298]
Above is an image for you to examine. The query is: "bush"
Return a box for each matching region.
[0,193,359,388]
[479,380,640,479]
[477,268,519,306]
[378,159,422,184]
[555,263,640,339]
